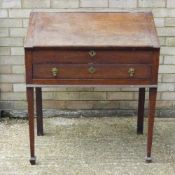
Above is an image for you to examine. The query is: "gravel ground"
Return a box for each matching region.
[0,117,175,175]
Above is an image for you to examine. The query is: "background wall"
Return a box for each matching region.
[0,0,175,117]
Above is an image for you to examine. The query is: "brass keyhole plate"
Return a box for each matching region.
[89,50,96,57]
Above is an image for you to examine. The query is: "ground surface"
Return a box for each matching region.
[1,117,175,175]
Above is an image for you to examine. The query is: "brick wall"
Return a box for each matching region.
[0,0,175,117]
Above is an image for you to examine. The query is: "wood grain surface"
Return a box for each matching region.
[24,12,160,48]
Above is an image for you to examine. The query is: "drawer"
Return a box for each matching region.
[32,49,153,64]
[33,64,152,80]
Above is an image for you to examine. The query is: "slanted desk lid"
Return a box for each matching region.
[24,12,160,49]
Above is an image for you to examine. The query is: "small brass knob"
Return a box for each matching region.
[128,68,135,77]
[88,66,96,74]
[89,50,96,57]
[51,67,58,77]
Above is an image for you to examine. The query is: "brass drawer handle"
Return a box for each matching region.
[51,67,59,77]
[89,50,96,57]
[128,68,135,77]
[88,66,96,74]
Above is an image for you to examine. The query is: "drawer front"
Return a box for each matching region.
[33,64,151,80]
[32,49,153,64]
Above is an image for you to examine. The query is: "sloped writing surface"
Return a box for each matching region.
[25,12,159,48]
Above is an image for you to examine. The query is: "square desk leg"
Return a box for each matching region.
[35,87,44,136]
[146,87,157,163]
[27,87,36,165]
[137,88,145,134]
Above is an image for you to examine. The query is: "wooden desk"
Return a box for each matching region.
[24,12,160,165]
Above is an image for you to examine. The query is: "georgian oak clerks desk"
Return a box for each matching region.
[24,12,160,165]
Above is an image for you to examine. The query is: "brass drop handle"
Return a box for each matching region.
[128,68,135,77]
[89,50,96,57]
[88,65,96,74]
[51,67,58,77]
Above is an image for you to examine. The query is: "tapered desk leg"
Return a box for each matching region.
[36,87,44,136]
[146,87,157,163]
[137,88,145,134]
[27,87,36,165]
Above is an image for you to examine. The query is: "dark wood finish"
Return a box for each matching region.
[24,12,159,86]
[25,50,33,84]
[146,87,157,163]
[33,64,151,79]
[32,49,153,64]
[36,87,44,136]
[27,87,36,165]
[137,88,145,134]
[32,79,154,86]
[24,12,160,165]
[152,51,160,83]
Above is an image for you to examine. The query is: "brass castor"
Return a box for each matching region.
[30,156,36,165]
[145,156,152,163]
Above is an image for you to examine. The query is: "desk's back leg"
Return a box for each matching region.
[36,87,44,136]
[137,88,145,134]
[27,87,36,165]
[146,87,157,163]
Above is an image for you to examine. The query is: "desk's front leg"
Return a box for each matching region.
[27,87,36,165]
[146,87,157,163]
[36,87,44,136]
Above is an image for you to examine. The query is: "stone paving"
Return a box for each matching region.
[1,117,175,175]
